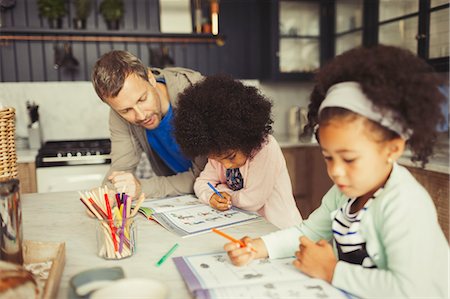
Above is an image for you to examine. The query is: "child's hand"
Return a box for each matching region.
[224,237,268,266]
[209,192,232,211]
[293,236,337,283]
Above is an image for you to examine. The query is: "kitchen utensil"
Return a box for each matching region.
[0,178,23,265]
[288,106,308,141]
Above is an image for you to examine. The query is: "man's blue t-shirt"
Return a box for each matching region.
[146,101,191,174]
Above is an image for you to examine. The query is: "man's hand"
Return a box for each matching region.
[209,192,232,211]
[293,236,337,283]
[108,171,142,199]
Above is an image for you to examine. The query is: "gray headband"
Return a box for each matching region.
[318,82,412,139]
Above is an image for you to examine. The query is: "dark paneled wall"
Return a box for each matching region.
[0,0,267,82]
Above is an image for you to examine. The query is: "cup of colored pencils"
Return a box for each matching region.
[95,214,136,260]
[78,186,146,260]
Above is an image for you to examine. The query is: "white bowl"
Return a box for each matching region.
[90,278,168,299]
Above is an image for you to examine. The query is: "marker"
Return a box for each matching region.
[207,182,224,198]
[156,243,179,267]
[211,228,257,253]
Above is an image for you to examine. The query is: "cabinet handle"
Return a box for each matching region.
[415,34,426,40]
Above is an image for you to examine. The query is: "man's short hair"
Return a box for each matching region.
[92,50,149,101]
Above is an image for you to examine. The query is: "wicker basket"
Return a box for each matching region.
[0,107,18,180]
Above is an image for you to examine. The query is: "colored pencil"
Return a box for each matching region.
[211,228,257,253]
[156,243,179,267]
[119,192,127,254]
[88,198,108,219]
[104,192,118,252]
[130,193,146,217]
[207,182,224,198]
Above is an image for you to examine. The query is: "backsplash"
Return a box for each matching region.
[0,80,314,145]
[0,82,110,142]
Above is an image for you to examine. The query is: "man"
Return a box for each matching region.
[91,50,207,198]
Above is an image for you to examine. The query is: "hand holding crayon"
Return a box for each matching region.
[212,228,257,253]
[222,234,268,267]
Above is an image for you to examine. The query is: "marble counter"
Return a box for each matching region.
[273,134,449,175]
[398,155,449,174]
[16,149,38,163]
[274,134,318,149]
[21,192,278,299]
[15,135,448,174]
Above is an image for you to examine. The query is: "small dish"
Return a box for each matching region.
[68,267,125,299]
[90,278,168,299]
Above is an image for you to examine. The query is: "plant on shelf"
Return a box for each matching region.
[99,0,124,30]
[73,0,91,29]
[37,0,67,29]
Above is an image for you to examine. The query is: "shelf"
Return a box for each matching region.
[279,34,319,39]
[428,57,449,72]
[263,72,315,81]
[0,28,225,45]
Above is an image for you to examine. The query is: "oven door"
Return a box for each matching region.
[36,164,110,193]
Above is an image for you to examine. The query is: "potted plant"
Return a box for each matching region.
[99,0,124,30]
[73,0,91,29]
[0,0,16,28]
[37,0,67,29]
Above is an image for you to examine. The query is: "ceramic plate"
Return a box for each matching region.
[90,278,168,299]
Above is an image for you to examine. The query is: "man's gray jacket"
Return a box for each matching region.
[103,67,207,198]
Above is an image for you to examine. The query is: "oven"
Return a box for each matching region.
[35,139,111,193]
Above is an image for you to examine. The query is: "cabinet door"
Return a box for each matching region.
[282,147,310,199]
[406,167,449,243]
[335,0,363,56]
[429,2,449,59]
[282,146,333,219]
[269,0,325,80]
[376,0,449,70]
[17,163,37,194]
[278,1,320,73]
[378,0,419,55]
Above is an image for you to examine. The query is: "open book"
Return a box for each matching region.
[139,195,260,237]
[173,252,351,299]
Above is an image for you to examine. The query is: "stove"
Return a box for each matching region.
[36,139,111,167]
[36,139,112,193]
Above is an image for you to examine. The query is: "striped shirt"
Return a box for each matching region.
[332,190,383,268]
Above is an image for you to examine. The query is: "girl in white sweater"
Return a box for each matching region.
[223,45,449,298]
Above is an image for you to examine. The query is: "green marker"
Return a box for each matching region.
[156,243,179,267]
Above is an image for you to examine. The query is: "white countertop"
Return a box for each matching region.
[21,191,278,299]
[397,145,449,174]
[15,136,448,174]
[16,149,38,163]
[273,135,449,174]
[398,155,449,174]
[274,134,319,148]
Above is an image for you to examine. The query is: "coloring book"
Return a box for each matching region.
[173,252,351,299]
[139,195,260,237]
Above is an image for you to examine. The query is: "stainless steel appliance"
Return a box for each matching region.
[35,139,111,193]
[288,106,308,141]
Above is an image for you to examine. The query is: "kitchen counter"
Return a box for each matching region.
[274,134,449,174]
[398,154,449,174]
[274,134,318,148]
[16,149,38,163]
[15,136,448,174]
[21,191,278,299]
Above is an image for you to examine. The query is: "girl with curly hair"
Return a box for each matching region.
[173,75,302,229]
[223,45,448,298]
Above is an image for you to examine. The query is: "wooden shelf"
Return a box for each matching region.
[0,28,225,45]
[279,34,319,39]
